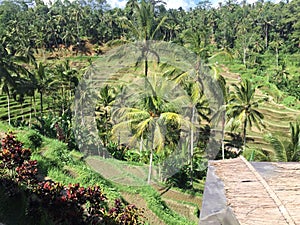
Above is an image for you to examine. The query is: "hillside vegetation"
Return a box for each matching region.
[0,0,300,224]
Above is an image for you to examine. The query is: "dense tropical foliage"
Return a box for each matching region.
[0,0,300,224]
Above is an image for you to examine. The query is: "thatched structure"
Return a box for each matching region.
[200,156,300,225]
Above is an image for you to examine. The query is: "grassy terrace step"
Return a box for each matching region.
[260,103,300,114]
[121,192,166,225]
[0,101,42,110]
[260,106,297,115]
[221,62,299,160]
[85,156,197,225]
[0,94,56,122]
[262,112,296,123]
[264,120,290,129]
[162,198,199,223]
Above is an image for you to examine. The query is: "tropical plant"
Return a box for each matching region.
[266,121,300,162]
[112,73,191,184]
[227,79,266,151]
[95,85,117,157]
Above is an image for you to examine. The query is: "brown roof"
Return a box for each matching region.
[200,156,300,225]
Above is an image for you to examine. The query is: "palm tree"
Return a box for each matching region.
[210,75,229,160]
[187,82,210,185]
[227,79,265,151]
[112,74,191,184]
[266,121,300,162]
[30,62,54,133]
[0,83,12,125]
[124,0,167,42]
[0,41,29,125]
[269,34,283,69]
[181,29,210,61]
[53,60,78,115]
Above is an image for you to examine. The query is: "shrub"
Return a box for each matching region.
[42,139,71,166]
[0,133,145,225]
[282,96,297,108]
[17,130,43,151]
[27,131,43,150]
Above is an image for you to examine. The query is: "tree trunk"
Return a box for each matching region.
[242,116,248,151]
[33,93,37,117]
[276,47,279,69]
[29,97,32,128]
[145,57,148,78]
[40,91,44,134]
[243,47,247,66]
[139,135,143,153]
[7,93,11,126]
[190,106,195,187]
[147,148,153,184]
[40,91,43,119]
[221,112,226,160]
[265,23,269,48]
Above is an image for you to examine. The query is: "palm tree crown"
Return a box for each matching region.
[227,79,265,151]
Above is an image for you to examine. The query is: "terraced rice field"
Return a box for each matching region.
[0,94,56,124]
[220,67,300,154]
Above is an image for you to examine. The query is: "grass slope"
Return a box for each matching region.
[0,123,201,225]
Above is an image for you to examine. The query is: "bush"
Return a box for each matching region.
[0,133,145,225]
[17,131,43,151]
[27,131,43,150]
[282,96,297,108]
[42,140,71,166]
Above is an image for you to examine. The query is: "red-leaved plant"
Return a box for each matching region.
[0,133,144,225]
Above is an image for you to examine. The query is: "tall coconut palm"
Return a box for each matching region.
[266,121,300,162]
[124,0,167,42]
[210,75,229,160]
[53,60,78,115]
[0,83,12,125]
[112,74,191,184]
[30,62,54,133]
[0,41,29,125]
[187,82,210,185]
[227,79,265,151]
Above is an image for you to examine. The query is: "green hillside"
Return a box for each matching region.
[0,124,202,225]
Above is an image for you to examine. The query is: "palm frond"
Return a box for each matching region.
[265,134,287,162]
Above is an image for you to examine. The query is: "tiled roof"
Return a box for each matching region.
[200,156,300,225]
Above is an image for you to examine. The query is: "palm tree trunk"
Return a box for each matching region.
[7,93,11,126]
[190,106,195,187]
[276,47,279,69]
[265,24,269,48]
[147,148,153,184]
[29,97,32,127]
[243,47,247,66]
[148,128,155,184]
[243,116,248,151]
[139,135,143,153]
[33,93,37,117]
[145,56,148,78]
[40,91,44,134]
[103,110,108,159]
[221,113,226,160]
